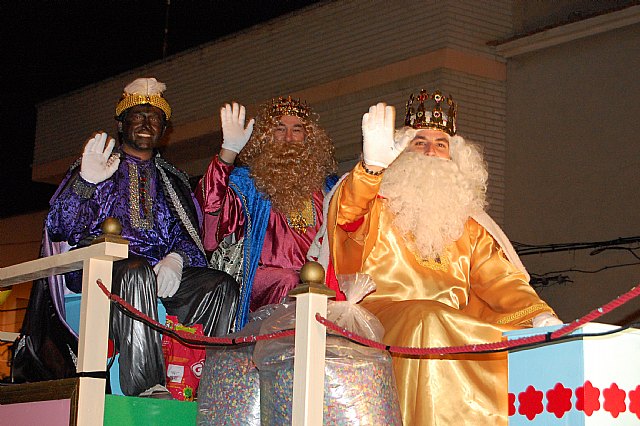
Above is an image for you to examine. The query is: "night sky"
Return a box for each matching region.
[1,1,319,218]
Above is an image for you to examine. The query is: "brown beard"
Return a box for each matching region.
[380,151,487,259]
[247,140,325,213]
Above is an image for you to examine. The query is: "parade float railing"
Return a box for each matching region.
[0,240,128,425]
[0,221,335,426]
[6,220,638,424]
[93,260,335,426]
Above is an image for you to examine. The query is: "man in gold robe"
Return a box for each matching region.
[328,90,562,425]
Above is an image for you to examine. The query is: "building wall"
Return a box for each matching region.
[0,211,47,378]
[33,0,511,220]
[512,0,638,33]
[503,17,640,324]
[28,1,640,331]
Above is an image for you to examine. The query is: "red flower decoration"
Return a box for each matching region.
[518,385,544,420]
[508,393,516,416]
[603,383,626,418]
[629,385,640,419]
[576,380,600,416]
[546,382,572,418]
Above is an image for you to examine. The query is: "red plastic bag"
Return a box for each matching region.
[161,315,206,401]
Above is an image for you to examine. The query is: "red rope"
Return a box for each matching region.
[548,284,640,338]
[96,279,294,346]
[316,284,640,355]
[96,278,640,354]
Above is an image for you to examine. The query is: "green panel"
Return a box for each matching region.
[104,394,197,426]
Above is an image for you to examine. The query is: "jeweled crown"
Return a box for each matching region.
[268,96,310,120]
[404,90,456,135]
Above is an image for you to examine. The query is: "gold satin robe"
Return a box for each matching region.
[328,163,556,426]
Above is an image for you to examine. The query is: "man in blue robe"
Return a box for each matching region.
[197,99,337,329]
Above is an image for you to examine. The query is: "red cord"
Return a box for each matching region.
[317,284,640,356]
[96,279,640,354]
[96,279,294,346]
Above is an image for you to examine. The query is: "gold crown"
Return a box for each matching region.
[404,90,456,135]
[115,78,172,119]
[115,94,171,120]
[267,96,310,120]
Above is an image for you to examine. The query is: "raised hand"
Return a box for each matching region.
[362,103,400,169]
[220,102,255,154]
[80,132,120,184]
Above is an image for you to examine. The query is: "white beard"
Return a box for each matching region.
[379,151,487,260]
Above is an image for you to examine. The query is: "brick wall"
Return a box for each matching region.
[34,0,511,219]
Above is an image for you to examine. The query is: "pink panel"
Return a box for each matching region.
[0,399,71,426]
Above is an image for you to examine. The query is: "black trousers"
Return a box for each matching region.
[110,256,238,396]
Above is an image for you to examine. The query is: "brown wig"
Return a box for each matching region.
[238,105,337,214]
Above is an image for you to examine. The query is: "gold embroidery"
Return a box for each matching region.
[128,163,153,230]
[72,178,96,199]
[412,246,450,271]
[286,199,316,233]
[497,303,550,325]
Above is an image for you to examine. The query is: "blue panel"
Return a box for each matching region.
[64,294,166,396]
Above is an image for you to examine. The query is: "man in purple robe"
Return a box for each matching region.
[44,78,238,396]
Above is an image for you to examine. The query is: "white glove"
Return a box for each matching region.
[154,252,183,298]
[220,102,255,154]
[362,103,401,168]
[532,312,562,328]
[80,132,120,184]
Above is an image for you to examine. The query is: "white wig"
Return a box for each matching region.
[382,127,489,259]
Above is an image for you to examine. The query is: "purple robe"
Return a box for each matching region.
[47,152,206,281]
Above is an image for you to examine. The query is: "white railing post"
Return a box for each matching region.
[77,220,129,426]
[289,262,335,426]
[75,254,117,426]
[0,237,127,426]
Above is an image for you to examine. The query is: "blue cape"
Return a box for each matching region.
[229,167,338,329]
